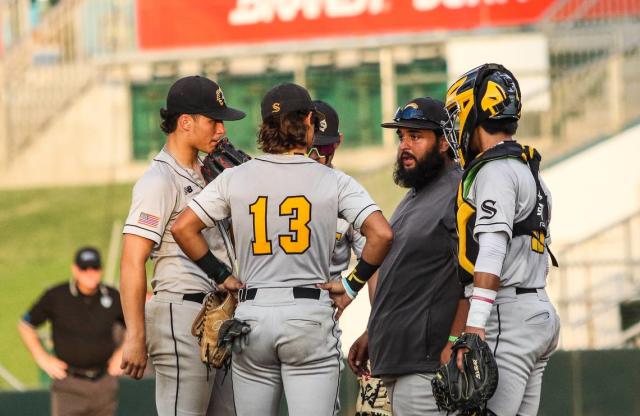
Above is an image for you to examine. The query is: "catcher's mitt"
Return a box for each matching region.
[191,291,238,369]
[431,333,499,414]
[201,137,251,183]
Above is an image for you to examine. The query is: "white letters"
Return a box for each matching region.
[229,0,385,25]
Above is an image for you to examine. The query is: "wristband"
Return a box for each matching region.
[466,287,497,329]
[344,258,379,293]
[194,251,232,285]
[448,335,459,343]
[341,276,358,300]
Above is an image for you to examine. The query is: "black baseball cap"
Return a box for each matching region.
[312,100,340,145]
[381,97,447,130]
[166,76,246,121]
[74,247,101,270]
[261,83,324,122]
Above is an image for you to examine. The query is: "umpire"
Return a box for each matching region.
[18,247,125,416]
[349,98,464,415]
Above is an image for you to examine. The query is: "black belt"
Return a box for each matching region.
[183,292,207,304]
[239,287,321,302]
[515,288,539,295]
[67,367,107,381]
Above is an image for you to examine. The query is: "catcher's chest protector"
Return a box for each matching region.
[455,141,553,284]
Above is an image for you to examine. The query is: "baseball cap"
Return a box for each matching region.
[261,83,324,122]
[312,100,340,145]
[381,97,447,130]
[74,247,101,270]
[166,76,246,121]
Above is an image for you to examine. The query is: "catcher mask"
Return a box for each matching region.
[443,63,521,168]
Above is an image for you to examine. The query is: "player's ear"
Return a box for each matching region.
[338,133,344,146]
[178,114,194,132]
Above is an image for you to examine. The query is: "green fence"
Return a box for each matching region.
[2,350,639,415]
[129,59,448,159]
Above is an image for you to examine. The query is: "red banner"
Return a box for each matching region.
[137,0,555,50]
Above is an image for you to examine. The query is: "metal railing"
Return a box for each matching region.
[550,211,640,349]
[0,0,136,166]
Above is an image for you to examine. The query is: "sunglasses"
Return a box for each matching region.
[307,143,338,161]
[393,107,442,124]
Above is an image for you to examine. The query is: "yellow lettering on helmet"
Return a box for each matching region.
[272,103,281,113]
[481,80,507,116]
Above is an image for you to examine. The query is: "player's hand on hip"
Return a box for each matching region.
[219,275,244,295]
[120,333,148,380]
[456,326,485,370]
[348,331,370,377]
[316,280,353,319]
[35,352,68,380]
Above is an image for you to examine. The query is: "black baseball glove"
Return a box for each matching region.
[201,137,251,183]
[431,333,499,414]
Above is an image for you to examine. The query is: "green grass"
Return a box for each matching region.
[0,164,405,390]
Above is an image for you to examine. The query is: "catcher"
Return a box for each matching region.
[442,64,560,415]
[120,75,245,416]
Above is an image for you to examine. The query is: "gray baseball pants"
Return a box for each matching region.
[486,287,560,416]
[381,373,446,415]
[231,287,343,416]
[146,291,235,416]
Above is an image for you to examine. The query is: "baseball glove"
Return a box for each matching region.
[431,333,499,414]
[191,291,238,369]
[201,137,251,183]
[356,376,392,416]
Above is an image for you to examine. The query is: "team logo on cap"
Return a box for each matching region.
[272,103,281,113]
[215,88,225,107]
[404,102,419,110]
[319,119,327,132]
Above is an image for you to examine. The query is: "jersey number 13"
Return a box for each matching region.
[249,196,311,255]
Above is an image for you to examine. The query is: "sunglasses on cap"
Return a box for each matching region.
[393,107,441,124]
[307,143,338,161]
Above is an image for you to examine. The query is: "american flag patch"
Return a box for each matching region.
[138,212,160,228]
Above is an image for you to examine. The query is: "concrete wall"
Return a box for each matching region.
[0,80,146,189]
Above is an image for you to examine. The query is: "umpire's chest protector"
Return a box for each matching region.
[455,141,552,285]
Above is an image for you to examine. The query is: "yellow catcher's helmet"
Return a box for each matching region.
[443,63,522,168]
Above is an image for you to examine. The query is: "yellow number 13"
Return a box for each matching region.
[249,196,311,255]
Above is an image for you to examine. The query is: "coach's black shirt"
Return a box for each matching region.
[23,282,124,369]
[368,165,462,376]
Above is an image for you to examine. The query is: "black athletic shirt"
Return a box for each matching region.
[368,165,463,376]
[23,282,124,369]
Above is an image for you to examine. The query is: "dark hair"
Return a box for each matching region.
[160,108,180,134]
[480,118,518,136]
[258,111,310,154]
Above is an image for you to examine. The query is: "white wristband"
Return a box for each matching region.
[341,276,357,300]
[466,287,497,329]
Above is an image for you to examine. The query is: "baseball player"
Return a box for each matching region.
[119,75,245,416]
[443,64,560,415]
[171,82,393,416]
[307,100,367,415]
[307,100,366,281]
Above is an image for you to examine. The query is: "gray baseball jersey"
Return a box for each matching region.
[189,153,379,287]
[123,147,235,294]
[123,146,236,415]
[330,219,365,280]
[466,157,552,289]
[467,156,559,416]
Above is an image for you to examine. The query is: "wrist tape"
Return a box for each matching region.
[466,287,497,329]
[194,251,232,285]
[344,258,379,293]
